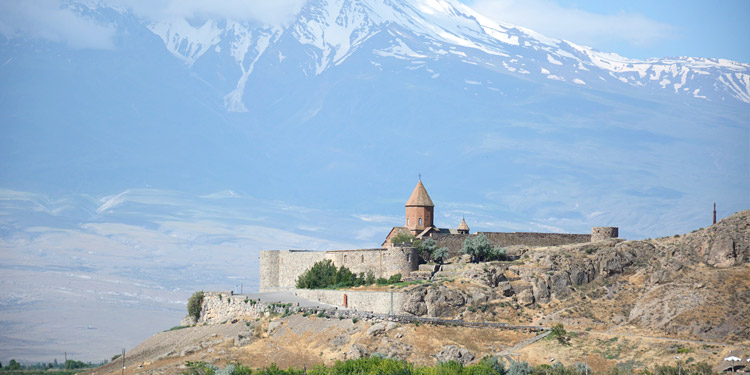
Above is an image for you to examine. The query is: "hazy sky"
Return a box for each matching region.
[462,0,750,62]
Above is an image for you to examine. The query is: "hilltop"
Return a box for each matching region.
[85,211,749,374]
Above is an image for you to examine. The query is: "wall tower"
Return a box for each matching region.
[405,180,434,235]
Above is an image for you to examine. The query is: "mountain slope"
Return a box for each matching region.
[139,0,750,110]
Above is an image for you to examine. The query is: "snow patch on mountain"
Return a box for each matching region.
[149,18,222,66]
[135,0,750,108]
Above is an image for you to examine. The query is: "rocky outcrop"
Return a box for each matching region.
[401,211,749,331]
[403,285,467,317]
[435,345,474,365]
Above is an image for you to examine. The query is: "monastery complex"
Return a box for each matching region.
[260,180,618,292]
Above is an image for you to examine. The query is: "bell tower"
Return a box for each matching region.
[405,179,434,235]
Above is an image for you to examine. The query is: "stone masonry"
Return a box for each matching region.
[260,245,419,292]
[591,227,619,242]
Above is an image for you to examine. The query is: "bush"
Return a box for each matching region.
[296,260,339,289]
[432,247,449,264]
[388,273,402,283]
[391,231,416,245]
[462,234,505,262]
[365,271,376,285]
[188,291,205,323]
[418,238,450,264]
[507,361,532,375]
[184,361,217,375]
[550,323,570,345]
[376,277,389,286]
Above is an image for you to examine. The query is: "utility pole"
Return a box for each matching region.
[121,348,125,375]
[713,203,717,224]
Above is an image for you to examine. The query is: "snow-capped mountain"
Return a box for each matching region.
[140,0,750,111]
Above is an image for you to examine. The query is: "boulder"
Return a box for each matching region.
[531,276,550,304]
[331,334,350,348]
[549,271,572,298]
[367,323,386,336]
[348,344,367,359]
[703,236,739,268]
[517,289,534,306]
[435,345,474,365]
[425,286,466,317]
[402,288,428,316]
[497,281,514,297]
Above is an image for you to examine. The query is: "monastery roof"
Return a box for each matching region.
[406,180,434,207]
[458,218,469,231]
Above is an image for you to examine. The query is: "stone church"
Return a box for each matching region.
[259,179,618,292]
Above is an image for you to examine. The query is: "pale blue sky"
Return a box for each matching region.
[462,0,750,62]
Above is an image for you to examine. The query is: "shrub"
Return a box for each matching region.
[388,273,402,283]
[296,260,338,289]
[188,291,205,323]
[550,323,570,345]
[462,235,507,262]
[376,277,389,286]
[432,247,449,264]
[365,271,376,285]
[478,355,506,375]
[391,231,416,245]
[507,361,532,375]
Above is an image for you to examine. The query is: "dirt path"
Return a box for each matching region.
[569,329,750,349]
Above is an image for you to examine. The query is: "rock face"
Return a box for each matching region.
[402,285,467,317]
[399,211,749,342]
[435,345,475,365]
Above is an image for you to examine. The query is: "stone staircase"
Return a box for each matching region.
[407,264,439,280]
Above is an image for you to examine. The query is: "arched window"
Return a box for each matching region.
[419,218,422,226]
[407,218,410,225]
[361,255,364,263]
[407,254,411,262]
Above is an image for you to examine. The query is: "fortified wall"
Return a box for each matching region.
[431,231,593,256]
[260,245,419,292]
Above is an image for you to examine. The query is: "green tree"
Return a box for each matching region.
[365,271,376,285]
[418,238,450,264]
[188,291,205,323]
[6,360,22,371]
[549,324,570,345]
[419,238,437,261]
[64,360,89,369]
[478,356,506,375]
[432,247,449,264]
[462,234,493,262]
[391,231,416,245]
[296,260,338,289]
[184,361,216,375]
[507,361,532,375]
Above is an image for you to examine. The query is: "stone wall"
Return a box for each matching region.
[188,291,545,334]
[295,289,405,315]
[591,227,619,242]
[260,247,419,292]
[431,232,591,256]
[187,292,269,325]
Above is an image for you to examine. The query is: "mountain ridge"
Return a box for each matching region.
[113,0,750,110]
